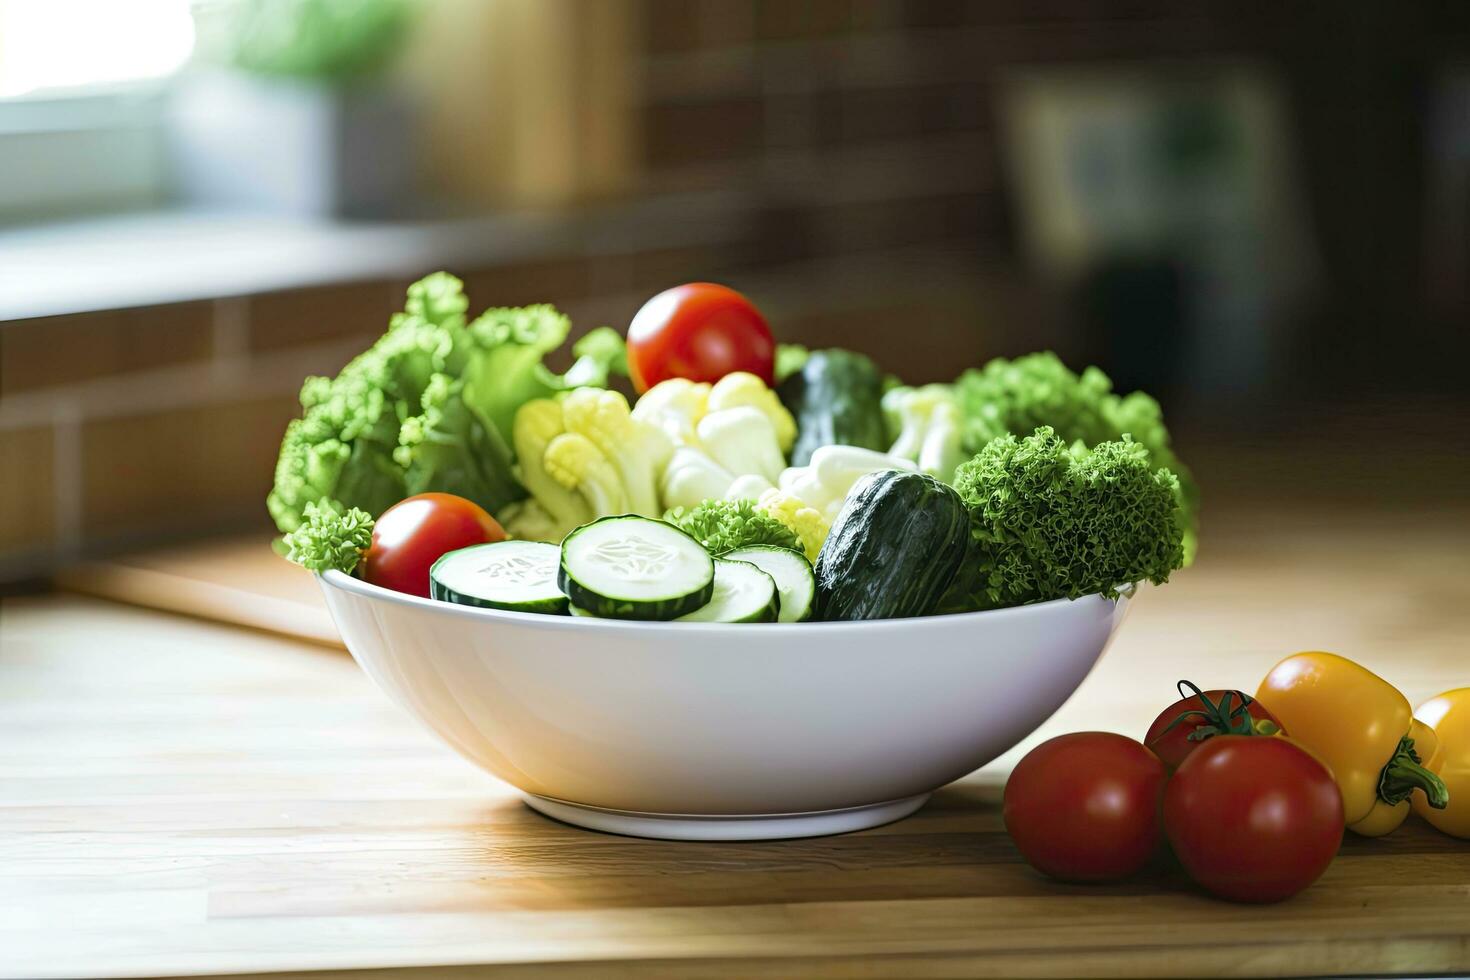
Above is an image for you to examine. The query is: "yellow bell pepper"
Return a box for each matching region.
[1257,652,1448,835]
[1339,719,1438,837]
[1412,689,1470,838]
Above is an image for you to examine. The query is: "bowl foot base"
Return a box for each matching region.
[522,792,930,841]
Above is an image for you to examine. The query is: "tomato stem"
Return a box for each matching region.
[1152,681,1266,748]
[1379,736,1449,809]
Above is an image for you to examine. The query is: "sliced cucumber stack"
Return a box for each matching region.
[559,516,714,620]
[430,541,568,614]
[677,559,780,623]
[723,546,814,623]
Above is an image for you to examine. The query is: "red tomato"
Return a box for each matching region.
[1164,735,1343,903]
[362,493,504,598]
[1144,682,1285,771]
[626,283,775,392]
[1003,732,1167,882]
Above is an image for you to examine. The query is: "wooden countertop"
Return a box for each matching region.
[4,495,1470,978]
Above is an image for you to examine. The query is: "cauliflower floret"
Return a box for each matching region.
[512,399,593,529]
[756,487,829,562]
[707,372,796,454]
[560,387,672,517]
[660,446,735,511]
[724,473,776,501]
[883,384,966,481]
[631,378,710,447]
[697,406,786,485]
[544,432,626,516]
[778,444,918,522]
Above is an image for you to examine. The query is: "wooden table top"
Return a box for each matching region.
[4,493,1470,978]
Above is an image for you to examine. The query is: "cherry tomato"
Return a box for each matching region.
[1003,732,1167,882]
[1164,735,1343,903]
[362,493,504,598]
[626,283,775,392]
[1144,681,1285,770]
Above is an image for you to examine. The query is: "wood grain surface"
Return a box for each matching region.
[5,487,1470,977]
[54,536,339,647]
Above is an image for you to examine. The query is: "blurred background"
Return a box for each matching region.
[1,0,1468,586]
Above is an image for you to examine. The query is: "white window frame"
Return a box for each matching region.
[0,84,171,221]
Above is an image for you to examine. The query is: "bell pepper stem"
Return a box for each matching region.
[1379,736,1449,809]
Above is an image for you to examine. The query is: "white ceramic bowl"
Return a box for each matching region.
[318,570,1131,840]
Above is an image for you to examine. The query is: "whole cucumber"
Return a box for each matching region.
[777,349,888,466]
[815,470,969,620]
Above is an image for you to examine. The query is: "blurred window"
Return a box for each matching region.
[0,0,194,98]
[0,0,195,222]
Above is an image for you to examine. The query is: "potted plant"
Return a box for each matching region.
[169,0,418,217]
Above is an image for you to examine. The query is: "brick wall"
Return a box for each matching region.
[0,289,389,580]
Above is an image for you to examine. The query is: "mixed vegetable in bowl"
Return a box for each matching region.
[274,273,1197,622]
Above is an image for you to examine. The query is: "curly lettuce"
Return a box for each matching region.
[944,426,1184,611]
[267,272,627,534]
[951,352,1199,563]
[282,501,375,573]
[664,499,801,556]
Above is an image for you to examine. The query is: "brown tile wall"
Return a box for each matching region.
[0,303,213,394]
[78,394,301,543]
[0,426,55,555]
[633,0,1237,183]
[246,282,400,353]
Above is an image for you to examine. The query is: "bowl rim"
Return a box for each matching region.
[319,569,1131,636]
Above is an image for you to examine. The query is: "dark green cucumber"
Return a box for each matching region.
[814,470,968,620]
[558,516,714,620]
[431,540,568,614]
[777,349,889,466]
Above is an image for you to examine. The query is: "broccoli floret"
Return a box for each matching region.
[664,498,801,556]
[282,501,375,574]
[952,352,1199,563]
[947,426,1184,610]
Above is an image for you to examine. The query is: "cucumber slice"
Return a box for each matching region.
[430,541,568,614]
[568,604,598,618]
[677,559,780,623]
[559,516,714,620]
[723,546,814,623]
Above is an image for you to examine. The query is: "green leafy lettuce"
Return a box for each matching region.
[664,499,801,555]
[268,272,625,534]
[951,352,1199,563]
[943,426,1184,611]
